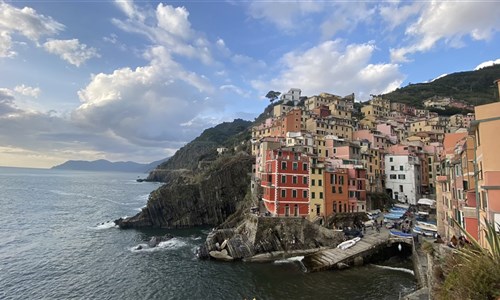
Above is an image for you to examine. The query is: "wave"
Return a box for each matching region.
[274,256,304,264]
[92,221,118,230]
[371,264,415,275]
[49,190,83,197]
[130,238,188,253]
[136,194,150,202]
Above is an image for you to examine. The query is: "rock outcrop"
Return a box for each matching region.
[116,154,254,229]
[198,215,345,261]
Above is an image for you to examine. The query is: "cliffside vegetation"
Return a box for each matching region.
[154,119,252,172]
[433,220,500,299]
[380,64,500,107]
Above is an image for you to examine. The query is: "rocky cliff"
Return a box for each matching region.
[197,215,345,261]
[116,154,254,229]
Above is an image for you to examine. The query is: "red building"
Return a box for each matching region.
[261,147,310,216]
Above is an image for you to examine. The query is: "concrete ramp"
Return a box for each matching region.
[302,231,400,272]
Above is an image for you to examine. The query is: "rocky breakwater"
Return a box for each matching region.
[198,214,345,262]
[116,154,254,229]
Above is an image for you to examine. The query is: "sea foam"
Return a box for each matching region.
[371,264,415,275]
[274,256,304,264]
[93,221,118,230]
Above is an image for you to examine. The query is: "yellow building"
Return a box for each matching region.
[305,117,353,140]
[308,156,325,222]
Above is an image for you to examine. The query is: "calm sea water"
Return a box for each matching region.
[0,167,416,300]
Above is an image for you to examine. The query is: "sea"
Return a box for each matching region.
[0,167,417,300]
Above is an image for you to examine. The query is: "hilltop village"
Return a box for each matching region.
[250,81,500,249]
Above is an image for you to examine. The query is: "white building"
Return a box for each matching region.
[384,154,421,205]
[280,88,302,106]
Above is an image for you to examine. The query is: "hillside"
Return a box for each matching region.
[154,118,252,171]
[52,158,168,173]
[381,64,500,107]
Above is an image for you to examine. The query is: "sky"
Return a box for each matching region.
[1,0,499,168]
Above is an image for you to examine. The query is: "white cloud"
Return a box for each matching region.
[0,2,64,57]
[474,58,500,70]
[0,86,179,168]
[247,1,323,31]
[43,39,100,67]
[430,73,448,82]
[320,3,376,39]
[114,0,146,22]
[73,45,216,147]
[220,84,250,97]
[112,2,213,64]
[14,84,41,98]
[378,2,424,31]
[390,2,500,62]
[251,40,404,101]
[156,4,192,40]
[0,31,15,57]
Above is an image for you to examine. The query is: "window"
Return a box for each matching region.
[268,175,272,182]
[400,165,404,171]
[390,174,397,179]
[312,192,316,199]
[389,157,393,162]
[312,179,315,186]
[282,161,287,170]
[303,163,308,171]
[398,174,406,180]
[339,176,344,185]
[303,176,308,184]
[303,190,308,198]
[292,190,297,198]
[281,190,286,198]
[312,168,315,174]
[399,185,404,192]
[320,192,323,199]
[339,186,343,194]
[391,166,395,171]
[332,186,336,193]
[318,179,323,186]
[319,169,322,175]
[292,176,297,184]
[281,175,286,183]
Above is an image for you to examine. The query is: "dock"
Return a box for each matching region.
[301,228,413,272]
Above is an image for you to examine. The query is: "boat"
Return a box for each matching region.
[389,230,413,238]
[416,221,438,232]
[412,226,435,237]
[337,237,361,250]
[394,203,410,210]
[384,213,404,220]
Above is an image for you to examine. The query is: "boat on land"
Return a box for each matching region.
[389,230,413,239]
[337,237,361,250]
[416,221,438,232]
[394,203,410,210]
[412,226,435,237]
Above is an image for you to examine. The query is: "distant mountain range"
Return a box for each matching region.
[51,158,169,173]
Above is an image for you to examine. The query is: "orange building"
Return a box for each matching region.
[324,167,348,216]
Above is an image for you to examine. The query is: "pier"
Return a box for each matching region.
[301,228,413,272]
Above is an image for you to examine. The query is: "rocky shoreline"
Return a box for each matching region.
[196,214,344,262]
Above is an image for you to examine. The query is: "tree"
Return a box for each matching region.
[265,90,281,103]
